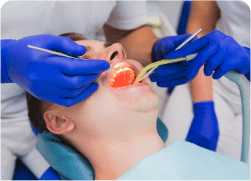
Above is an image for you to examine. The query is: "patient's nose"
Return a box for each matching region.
[107,43,126,62]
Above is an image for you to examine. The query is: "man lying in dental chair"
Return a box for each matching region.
[26,32,250,180]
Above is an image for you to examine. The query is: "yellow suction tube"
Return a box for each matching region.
[133,57,186,84]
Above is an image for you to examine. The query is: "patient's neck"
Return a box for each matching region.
[94,128,165,180]
[72,121,166,180]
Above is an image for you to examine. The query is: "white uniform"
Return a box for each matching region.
[1,1,147,179]
[161,1,250,163]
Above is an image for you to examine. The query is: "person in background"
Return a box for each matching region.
[158,1,250,163]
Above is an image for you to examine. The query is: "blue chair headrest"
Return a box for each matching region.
[36,131,94,180]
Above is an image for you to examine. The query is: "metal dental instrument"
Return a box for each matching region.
[28,45,120,71]
[175,29,202,50]
[138,29,202,82]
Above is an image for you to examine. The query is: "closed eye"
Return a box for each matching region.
[81,54,90,59]
[85,45,91,52]
[81,45,91,59]
[81,56,90,59]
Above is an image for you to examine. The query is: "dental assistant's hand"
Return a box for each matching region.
[149,34,198,87]
[1,35,110,107]
[186,101,219,151]
[168,30,250,80]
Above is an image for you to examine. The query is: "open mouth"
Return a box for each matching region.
[109,62,138,89]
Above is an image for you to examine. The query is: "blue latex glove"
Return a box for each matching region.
[186,101,219,151]
[245,73,250,81]
[149,34,198,87]
[1,35,110,107]
[168,30,250,80]
[40,167,61,180]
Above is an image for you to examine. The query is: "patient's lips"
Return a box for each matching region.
[106,59,158,110]
[109,62,137,89]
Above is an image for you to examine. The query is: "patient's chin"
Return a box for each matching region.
[124,92,160,112]
[136,97,159,112]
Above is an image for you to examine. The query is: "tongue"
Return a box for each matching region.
[110,68,135,88]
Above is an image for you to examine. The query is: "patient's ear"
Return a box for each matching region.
[44,111,74,134]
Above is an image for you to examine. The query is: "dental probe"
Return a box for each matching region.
[28,45,120,71]
[137,29,202,82]
[175,29,202,50]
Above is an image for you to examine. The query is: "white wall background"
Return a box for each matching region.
[156,1,184,32]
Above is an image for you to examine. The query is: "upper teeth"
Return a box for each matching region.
[112,67,134,79]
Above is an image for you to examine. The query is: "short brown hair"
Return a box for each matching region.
[26,32,86,132]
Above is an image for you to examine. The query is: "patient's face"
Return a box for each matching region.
[75,39,159,108]
[47,39,159,137]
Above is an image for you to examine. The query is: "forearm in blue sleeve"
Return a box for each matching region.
[1,39,13,83]
[244,47,250,81]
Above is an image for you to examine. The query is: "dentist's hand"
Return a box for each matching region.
[1,35,110,107]
[186,101,219,151]
[168,30,250,80]
[150,34,198,87]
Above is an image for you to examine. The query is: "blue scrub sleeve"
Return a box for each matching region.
[1,39,13,83]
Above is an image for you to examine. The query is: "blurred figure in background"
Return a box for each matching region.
[162,1,250,163]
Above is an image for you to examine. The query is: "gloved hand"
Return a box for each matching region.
[168,30,250,80]
[186,101,219,151]
[40,167,61,180]
[1,35,110,107]
[149,34,198,87]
